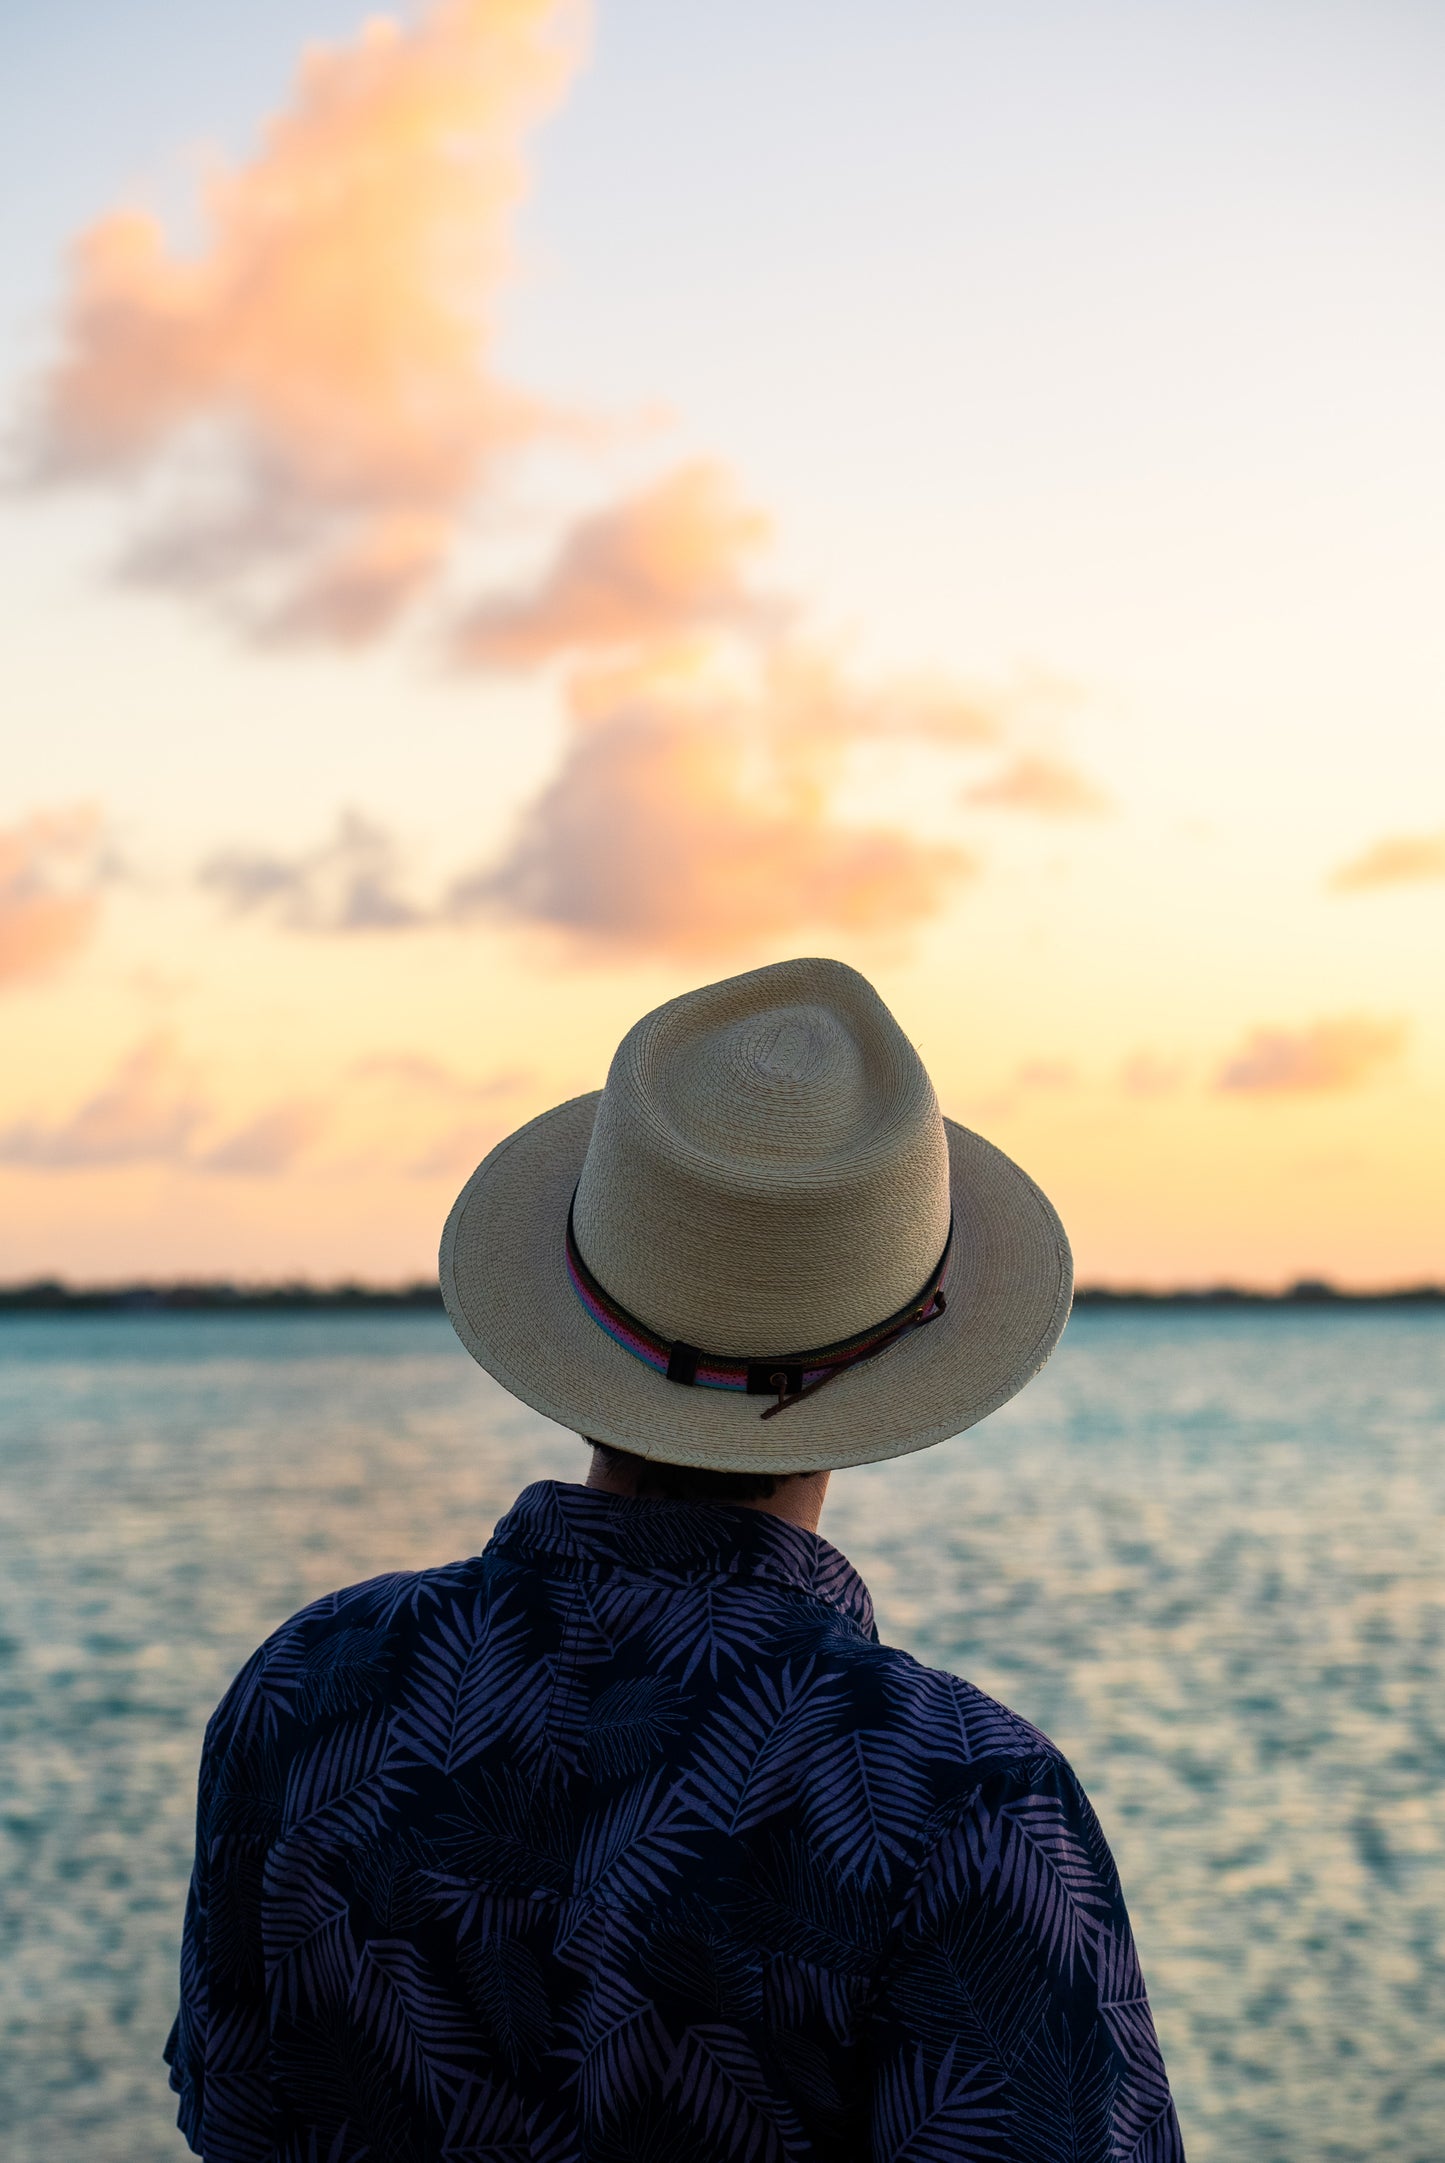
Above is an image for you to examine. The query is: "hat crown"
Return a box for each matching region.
[573,957,950,1356]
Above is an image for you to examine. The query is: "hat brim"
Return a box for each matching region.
[440,1092,1072,1473]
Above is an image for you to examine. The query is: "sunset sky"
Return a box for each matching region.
[3,0,1443,1287]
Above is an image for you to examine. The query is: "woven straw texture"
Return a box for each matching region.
[441,958,1073,1471]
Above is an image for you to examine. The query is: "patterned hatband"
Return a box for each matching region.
[565,1190,952,1419]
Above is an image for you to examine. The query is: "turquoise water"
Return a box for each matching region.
[0,1308,1441,2161]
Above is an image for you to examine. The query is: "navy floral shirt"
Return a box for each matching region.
[167,1480,1183,2161]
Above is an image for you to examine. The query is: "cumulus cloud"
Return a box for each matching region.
[452,460,781,666]
[194,650,1000,954]
[1328,829,1445,892]
[200,811,426,931]
[21,0,1106,969]
[963,752,1111,817]
[0,808,108,987]
[24,0,585,638]
[1216,1017,1406,1096]
[452,649,986,952]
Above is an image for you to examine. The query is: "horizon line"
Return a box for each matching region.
[1,1277,1442,1313]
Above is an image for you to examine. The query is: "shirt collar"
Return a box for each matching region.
[486,1480,875,1638]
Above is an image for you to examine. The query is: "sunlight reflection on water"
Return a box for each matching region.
[0,1308,1441,2161]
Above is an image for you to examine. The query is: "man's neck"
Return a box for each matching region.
[584,1448,831,1535]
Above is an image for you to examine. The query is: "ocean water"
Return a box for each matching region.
[0,1308,1441,2162]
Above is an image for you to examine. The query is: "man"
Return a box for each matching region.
[168,956,1183,2159]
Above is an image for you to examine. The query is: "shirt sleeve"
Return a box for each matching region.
[867,1753,1185,2162]
[165,1666,278,2161]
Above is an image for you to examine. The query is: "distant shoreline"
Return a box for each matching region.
[0,1279,1441,1314]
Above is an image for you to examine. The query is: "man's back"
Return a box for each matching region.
[169,1480,1181,2160]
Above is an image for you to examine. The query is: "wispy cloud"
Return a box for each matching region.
[452,461,781,666]
[200,811,427,931]
[198,1101,325,1175]
[963,752,1111,817]
[0,1038,205,1166]
[1216,1017,1406,1095]
[22,0,585,640]
[0,1037,533,1178]
[0,1037,318,1176]
[0,808,108,988]
[349,1052,536,1174]
[967,1056,1080,1122]
[1328,829,1445,892]
[1117,1051,1186,1099]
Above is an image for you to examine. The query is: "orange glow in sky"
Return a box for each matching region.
[2,0,1442,1287]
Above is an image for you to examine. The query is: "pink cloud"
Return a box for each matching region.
[1329,829,1445,892]
[25,0,585,639]
[193,648,1001,956]
[453,461,780,665]
[1118,1051,1186,1099]
[0,1038,204,1166]
[1216,1017,1406,1095]
[455,651,984,953]
[200,1102,325,1175]
[964,752,1110,817]
[0,808,106,988]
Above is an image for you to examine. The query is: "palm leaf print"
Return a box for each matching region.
[762,1950,863,2046]
[294,1628,391,1722]
[537,1581,635,1778]
[206,1738,286,1845]
[802,1726,933,1886]
[434,1768,573,1902]
[641,1909,763,2025]
[195,2002,275,2161]
[279,2126,365,2163]
[1108,2058,1187,2163]
[170,1481,1181,2162]
[889,1897,1050,2071]
[394,1592,542,1775]
[264,1870,357,2019]
[894,1664,1048,1766]
[584,1676,686,1782]
[735,1834,890,1978]
[329,1568,432,1630]
[643,1582,778,1686]
[272,2004,419,2163]
[436,2079,528,2159]
[206,1838,267,1990]
[873,2041,1010,2162]
[456,1934,552,2073]
[279,1711,411,1852]
[440,2079,578,2163]
[1096,1926,1167,2070]
[350,1938,477,2113]
[1010,2018,1117,2163]
[686,1662,842,1834]
[665,2023,809,2162]
[554,1968,671,2126]
[345,1828,450,1934]
[571,1770,702,1905]
[969,1792,1114,1979]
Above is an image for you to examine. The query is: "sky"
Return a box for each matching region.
[2,0,1443,1288]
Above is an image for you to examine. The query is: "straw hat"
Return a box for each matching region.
[440,957,1072,1471]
